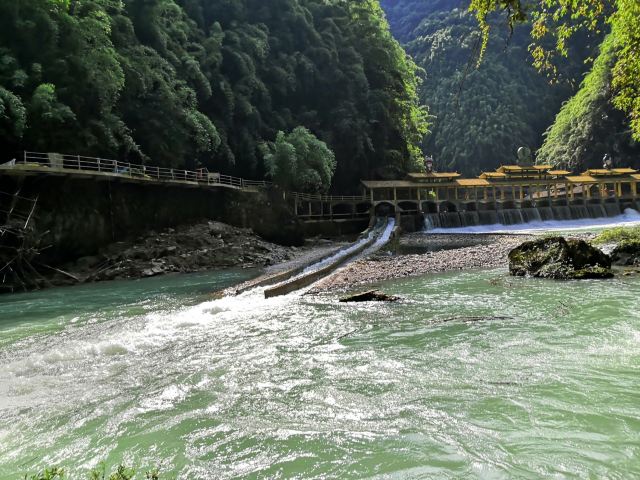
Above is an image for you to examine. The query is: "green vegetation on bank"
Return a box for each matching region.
[25,464,158,480]
[536,35,639,170]
[0,0,427,191]
[469,0,640,170]
[593,226,640,245]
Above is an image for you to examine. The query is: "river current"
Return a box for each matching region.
[1,267,639,479]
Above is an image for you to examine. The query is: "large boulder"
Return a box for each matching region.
[610,240,640,266]
[508,237,613,279]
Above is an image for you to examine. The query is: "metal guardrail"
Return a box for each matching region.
[2,152,273,190]
[0,152,375,219]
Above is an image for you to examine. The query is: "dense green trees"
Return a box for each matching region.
[380,0,588,175]
[469,0,640,168]
[536,36,639,169]
[262,127,336,193]
[0,0,428,192]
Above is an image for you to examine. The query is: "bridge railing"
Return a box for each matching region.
[7,152,273,190]
[288,191,369,203]
[2,151,373,218]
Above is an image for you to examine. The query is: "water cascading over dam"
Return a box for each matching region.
[423,200,640,231]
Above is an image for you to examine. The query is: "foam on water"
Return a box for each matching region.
[425,208,640,234]
[3,243,640,478]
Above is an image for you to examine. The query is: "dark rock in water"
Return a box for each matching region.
[611,240,640,266]
[508,237,613,279]
[339,290,400,302]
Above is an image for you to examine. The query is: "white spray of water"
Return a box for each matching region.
[425,208,640,234]
[295,219,386,276]
[363,217,395,253]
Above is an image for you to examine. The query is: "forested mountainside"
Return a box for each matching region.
[380,0,595,175]
[536,35,640,171]
[0,0,427,191]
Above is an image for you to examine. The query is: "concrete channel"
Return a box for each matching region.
[263,217,394,298]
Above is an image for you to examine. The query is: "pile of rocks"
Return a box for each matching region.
[59,221,297,283]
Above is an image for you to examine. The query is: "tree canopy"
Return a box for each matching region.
[380,0,590,175]
[535,34,640,169]
[262,127,336,193]
[0,0,428,191]
[469,0,640,142]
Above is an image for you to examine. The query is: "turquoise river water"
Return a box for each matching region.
[1,267,639,479]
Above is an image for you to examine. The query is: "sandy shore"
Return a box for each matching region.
[308,234,536,293]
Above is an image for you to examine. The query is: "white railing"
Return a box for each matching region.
[4,152,272,190]
[288,191,368,203]
[1,152,374,219]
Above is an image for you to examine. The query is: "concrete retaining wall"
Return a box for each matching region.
[0,175,303,263]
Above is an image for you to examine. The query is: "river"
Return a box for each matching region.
[1,267,639,478]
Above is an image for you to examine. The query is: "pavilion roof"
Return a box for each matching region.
[361,180,419,189]
[566,175,598,184]
[584,168,638,176]
[479,172,507,179]
[496,165,552,173]
[455,179,491,187]
[406,172,461,179]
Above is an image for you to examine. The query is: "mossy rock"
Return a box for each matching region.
[508,237,612,280]
[610,240,640,266]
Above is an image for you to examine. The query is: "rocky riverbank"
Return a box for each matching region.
[41,221,342,288]
[308,234,538,293]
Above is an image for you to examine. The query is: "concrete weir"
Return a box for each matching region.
[263,217,395,298]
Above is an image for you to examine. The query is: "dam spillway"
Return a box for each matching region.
[422,200,640,232]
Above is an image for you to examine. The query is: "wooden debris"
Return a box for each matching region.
[339,289,400,303]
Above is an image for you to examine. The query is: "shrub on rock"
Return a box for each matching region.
[508,237,613,279]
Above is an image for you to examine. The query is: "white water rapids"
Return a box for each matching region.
[425,208,640,234]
